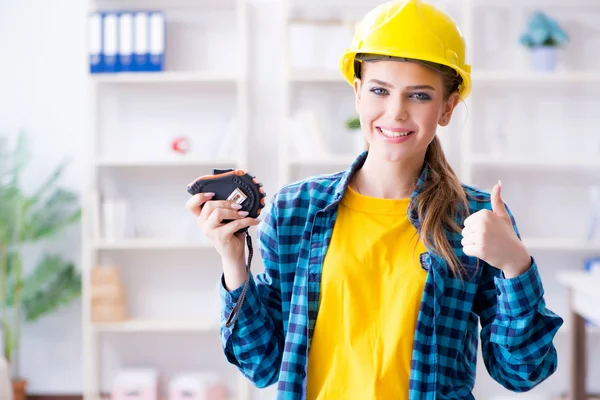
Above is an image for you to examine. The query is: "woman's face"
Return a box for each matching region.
[354,60,459,163]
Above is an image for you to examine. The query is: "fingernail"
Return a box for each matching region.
[204,192,215,197]
[231,203,242,210]
[238,211,249,217]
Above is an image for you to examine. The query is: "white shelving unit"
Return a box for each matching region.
[94,319,220,333]
[472,70,600,83]
[91,71,239,83]
[522,237,600,252]
[82,0,250,399]
[280,0,359,185]
[280,0,600,398]
[92,239,214,251]
[470,154,600,171]
[96,158,239,168]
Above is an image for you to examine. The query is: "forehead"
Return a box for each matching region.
[362,60,442,86]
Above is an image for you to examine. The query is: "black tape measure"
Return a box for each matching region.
[186,168,266,328]
[187,168,266,229]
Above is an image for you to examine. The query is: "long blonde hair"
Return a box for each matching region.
[411,136,470,278]
[410,60,470,278]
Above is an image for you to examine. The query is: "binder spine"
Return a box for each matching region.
[134,11,150,72]
[149,11,165,72]
[118,12,134,72]
[88,12,103,73]
[102,12,119,73]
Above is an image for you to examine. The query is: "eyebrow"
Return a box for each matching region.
[367,79,436,91]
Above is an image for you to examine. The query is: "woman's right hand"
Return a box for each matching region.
[186,192,260,289]
[186,191,260,260]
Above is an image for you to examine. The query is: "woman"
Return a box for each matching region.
[186,0,563,398]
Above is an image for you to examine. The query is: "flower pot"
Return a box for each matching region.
[531,46,558,71]
[12,379,27,400]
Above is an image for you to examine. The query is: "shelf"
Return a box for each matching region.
[96,158,238,168]
[287,18,350,26]
[91,71,240,84]
[471,0,600,7]
[93,319,219,332]
[290,70,600,84]
[523,237,600,252]
[98,395,236,400]
[557,325,600,335]
[92,0,237,9]
[470,155,600,171]
[473,71,600,84]
[85,0,250,398]
[289,69,345,83]
[93,239,213,250]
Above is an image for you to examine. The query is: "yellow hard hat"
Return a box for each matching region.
[340,0,472,99]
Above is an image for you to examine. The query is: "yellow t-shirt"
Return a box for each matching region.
[306,186,427,400]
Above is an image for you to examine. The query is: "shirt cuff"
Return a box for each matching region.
[219,273,260,327]
[494,258,544,318]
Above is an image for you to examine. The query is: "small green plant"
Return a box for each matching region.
[519,11,569,48]
[345,116,361,130]
[0,132,82,379]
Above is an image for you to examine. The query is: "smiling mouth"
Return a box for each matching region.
[377,127,415,138]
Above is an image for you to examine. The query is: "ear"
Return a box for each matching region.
[353,78,362,114]
[438,92,460,127]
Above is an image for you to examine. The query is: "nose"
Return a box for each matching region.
[391,96,409,121]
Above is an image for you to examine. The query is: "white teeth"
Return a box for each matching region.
[380,128,412,137]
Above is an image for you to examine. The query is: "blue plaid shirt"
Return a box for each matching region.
[219,152,563,399]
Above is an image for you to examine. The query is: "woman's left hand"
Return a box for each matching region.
[461,181,532,279]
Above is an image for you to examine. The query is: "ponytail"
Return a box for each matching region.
[410,136,470,278]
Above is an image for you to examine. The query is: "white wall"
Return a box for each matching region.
[1,0,600,399]
[0,0,88,393]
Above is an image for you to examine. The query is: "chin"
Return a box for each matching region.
[370,145,412,163]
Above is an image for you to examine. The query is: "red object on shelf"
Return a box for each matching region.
[171,136,191,155]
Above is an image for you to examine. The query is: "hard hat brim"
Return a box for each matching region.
[340,49,472,100]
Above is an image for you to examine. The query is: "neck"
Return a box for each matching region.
[353,151,425,199]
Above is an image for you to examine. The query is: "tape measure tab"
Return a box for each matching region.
[227,188,248,205]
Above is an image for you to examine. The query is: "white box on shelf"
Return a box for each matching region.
[288,22,353,71]
[319,23,353,71]
[288,109,330,160]
[112,368,159,400]
[288,23,319,70]
[168,372,229,400]
[102,198,134,242]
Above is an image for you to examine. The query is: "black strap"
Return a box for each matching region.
[224,231,253,328]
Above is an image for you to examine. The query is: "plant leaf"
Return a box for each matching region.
[345,116,361,130]
[20,254,81,322]
[2,251,19,307]
[26,161,69,209]
[1,320,12,362]
[0,186,25,245]
[23,188,81,242]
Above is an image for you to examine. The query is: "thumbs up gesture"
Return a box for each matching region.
[461,181,532,279]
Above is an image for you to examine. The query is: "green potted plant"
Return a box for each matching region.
[519,11,569,71]
[345,115,366,153]
[0,132,82,400]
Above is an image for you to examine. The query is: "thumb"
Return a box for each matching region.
[491,180,509,218]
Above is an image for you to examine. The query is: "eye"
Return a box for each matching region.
[409,92,431,101]
[369,87,389,96]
